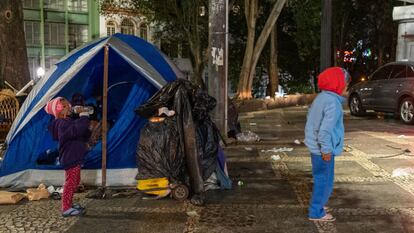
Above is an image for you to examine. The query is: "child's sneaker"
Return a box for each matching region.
[72,203,85,210]
[62,207,85,217]
[309,213,336,222]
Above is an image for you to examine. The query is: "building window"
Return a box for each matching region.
[69,24,89,50]
[23,0,40,9]
[139,23,148,40]
[68,0,88,12]
[121,18,135,35]
[106,21,116,36]
[44,0,64,10]
[45,56,61,70]
[44,23,65,46]
[27,57,40,80]
[24,21,41,45]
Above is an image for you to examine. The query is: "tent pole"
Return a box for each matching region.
[102,44,109,188]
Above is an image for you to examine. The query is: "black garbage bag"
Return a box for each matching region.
[196,119,219,181]
[135,117,186,182]
[192,89,220,181]
[136,80,196,118]
[136,80,221,195]
[173,85,204,194]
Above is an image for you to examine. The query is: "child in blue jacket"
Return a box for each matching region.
[304,67,350,222]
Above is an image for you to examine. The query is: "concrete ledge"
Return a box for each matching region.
[235,94,317,113]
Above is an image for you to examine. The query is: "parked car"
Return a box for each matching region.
[348,61,414,124]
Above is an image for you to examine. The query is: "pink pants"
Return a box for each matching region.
[62,165,81,212]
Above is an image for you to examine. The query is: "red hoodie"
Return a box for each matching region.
[317,67,349,95]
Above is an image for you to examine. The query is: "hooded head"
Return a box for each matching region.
[44,97,71,118]
[317,67,351,95]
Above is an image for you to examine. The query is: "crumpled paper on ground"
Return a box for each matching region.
[27,184,50,201]
[392,167,414,177]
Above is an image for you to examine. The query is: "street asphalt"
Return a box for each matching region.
[1,107,414,233]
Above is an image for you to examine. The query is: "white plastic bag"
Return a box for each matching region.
[236,131,260,142]
[261,147,294,153]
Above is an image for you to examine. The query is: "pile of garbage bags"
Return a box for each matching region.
[135,80,231,204]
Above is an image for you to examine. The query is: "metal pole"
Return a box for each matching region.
[102,45,109,188]
[39,0,45,69]
[64,0,69,53]
[208,0,228,136]
[320,0,332,72]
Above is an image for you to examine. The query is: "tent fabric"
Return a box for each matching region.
[0,34,180,188]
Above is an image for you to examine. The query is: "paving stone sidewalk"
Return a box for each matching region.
[1,107,414,233]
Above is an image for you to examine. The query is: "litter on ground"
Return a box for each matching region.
[392,167,414,177]
[271,155,281,161]
[236,131,260,142]
[186,211,200,217]
[261,147,294,153]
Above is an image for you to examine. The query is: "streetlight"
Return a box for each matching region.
[36,67,45,80]
[16,67,44,96]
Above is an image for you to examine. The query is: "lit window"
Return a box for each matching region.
[106,21,116,36]
[121,18,135,35]
[139,23,148,40]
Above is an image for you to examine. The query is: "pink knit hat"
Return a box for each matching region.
[44,97,66,118]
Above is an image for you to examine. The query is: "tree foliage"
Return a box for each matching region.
[100,0,209,87]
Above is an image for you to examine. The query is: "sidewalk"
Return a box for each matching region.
[2,106,414,232]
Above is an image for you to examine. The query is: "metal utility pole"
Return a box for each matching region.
[208,0,228,136]
[320,0,332,72]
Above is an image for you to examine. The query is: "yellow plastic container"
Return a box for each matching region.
[137,177,169,196]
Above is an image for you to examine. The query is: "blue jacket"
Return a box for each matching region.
[304,91,345,156]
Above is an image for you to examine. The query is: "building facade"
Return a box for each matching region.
[393,4,414,61]
[22,0,100,80]
[22,0,192,82]
[99,14,153,42]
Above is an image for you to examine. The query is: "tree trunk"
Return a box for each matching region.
[268,25,278,98]
[246,0,286,95]
[237,0,257,99]
[0,0,30,90]
[237,0,286,100]
[188,37,205,88]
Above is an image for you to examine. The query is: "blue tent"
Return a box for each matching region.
[0,34,182,188]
